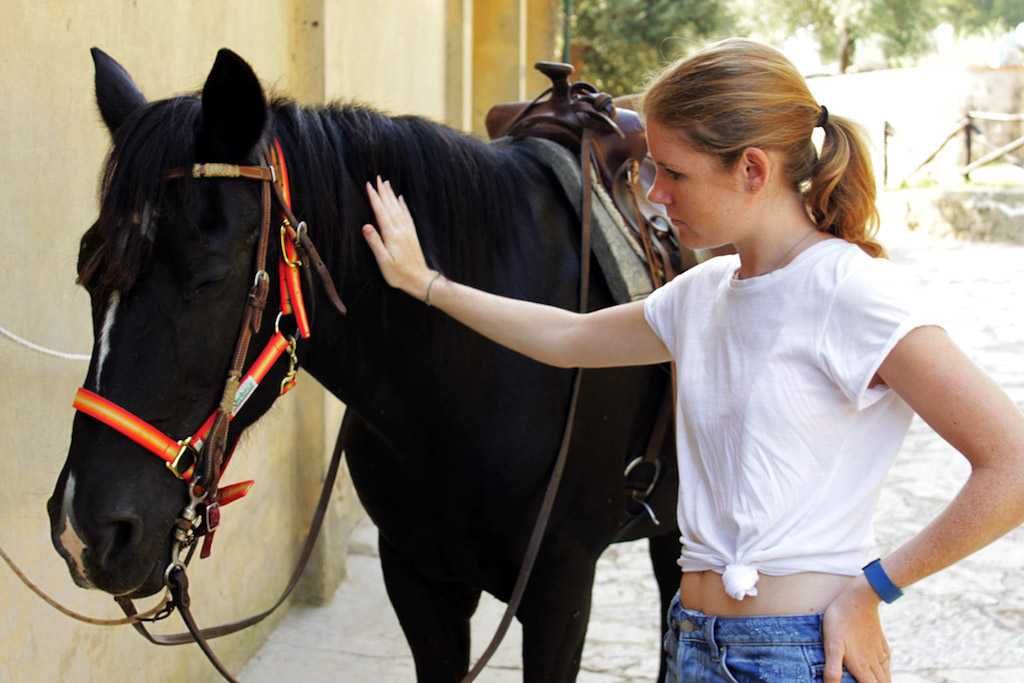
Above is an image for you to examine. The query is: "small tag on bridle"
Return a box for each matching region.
[205,502,221,533]
[231,376,259,416]
[200,503,221,560]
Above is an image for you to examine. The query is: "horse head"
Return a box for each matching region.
[48,48,289,598]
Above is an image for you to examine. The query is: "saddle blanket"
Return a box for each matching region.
[501,136,654,305]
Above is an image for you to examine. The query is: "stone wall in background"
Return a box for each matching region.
[808,65,1024,186]
[810,65,1024,243]
[882,188,1024,244]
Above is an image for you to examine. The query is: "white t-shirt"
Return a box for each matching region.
[643,238,938,600]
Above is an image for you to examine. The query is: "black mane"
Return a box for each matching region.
[78,96,203,300]
[80,95,543,302]
[270,100,539,289]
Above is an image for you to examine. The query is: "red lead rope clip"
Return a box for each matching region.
[197,481,254,559]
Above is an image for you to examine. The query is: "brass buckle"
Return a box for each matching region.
[167,438,198,480]
[280,223,303,268]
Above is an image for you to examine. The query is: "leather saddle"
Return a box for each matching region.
[486,61,697,288]
[487,63,687,539]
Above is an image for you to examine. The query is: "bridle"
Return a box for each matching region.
[71,138,347,682]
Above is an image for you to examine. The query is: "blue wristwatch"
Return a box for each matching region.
[862,559,903,603]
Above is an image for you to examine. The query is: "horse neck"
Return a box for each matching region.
[277,102,537,285]
[273,104,526,421]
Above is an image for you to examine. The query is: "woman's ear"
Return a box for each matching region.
[738,147,771,193]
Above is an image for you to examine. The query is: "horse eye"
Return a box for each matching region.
[185,277,224,301]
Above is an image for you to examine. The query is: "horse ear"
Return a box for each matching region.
[197,49,267,161]
[91,47,147,135]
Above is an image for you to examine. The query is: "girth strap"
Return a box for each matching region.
[613,383,673,542]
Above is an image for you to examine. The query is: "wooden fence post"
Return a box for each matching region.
[964,112,973,181]
[883,120,892,188]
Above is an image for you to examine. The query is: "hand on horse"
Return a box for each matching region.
[363,176,438,301]
[821,574,891,683]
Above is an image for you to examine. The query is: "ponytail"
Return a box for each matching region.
[806,115,886,257]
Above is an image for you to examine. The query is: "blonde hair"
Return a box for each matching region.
[642,38,885,258]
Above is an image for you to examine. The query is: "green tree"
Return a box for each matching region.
[744,0,939,72]
[746,0,1024,73]
[936,0,1024,33]
[570,0,733,95]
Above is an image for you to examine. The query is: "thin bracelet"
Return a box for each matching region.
[424,271,443,306]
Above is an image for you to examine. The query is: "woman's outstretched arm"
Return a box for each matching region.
[361,177,671,369]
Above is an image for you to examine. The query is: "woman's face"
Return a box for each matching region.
[645,119,746,251]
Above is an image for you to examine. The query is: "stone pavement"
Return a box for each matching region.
[241,225,1024,682]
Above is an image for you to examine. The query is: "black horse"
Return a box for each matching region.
[47,48,681,682]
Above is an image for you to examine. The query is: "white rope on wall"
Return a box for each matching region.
[0,323,89,361]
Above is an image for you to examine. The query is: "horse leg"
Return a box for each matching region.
[649,531,682,683]
[379,534,482,682]
[517,547,597,682]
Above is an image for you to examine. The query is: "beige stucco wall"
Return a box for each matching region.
[470,0,562,136]
[323,0,448,117]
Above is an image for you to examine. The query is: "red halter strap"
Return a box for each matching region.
[72,139,315,548]
[271,138,311,339]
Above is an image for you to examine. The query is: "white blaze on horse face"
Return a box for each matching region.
[57,472,94,588]
[95,290,120,392]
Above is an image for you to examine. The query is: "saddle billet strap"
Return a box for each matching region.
[622,381,673,505]
[625,161,665,290]
[637,387,672,494]
[580,128,594,312]
[654,232,679,283]
[462,128,597,683]
[115,412,348,652]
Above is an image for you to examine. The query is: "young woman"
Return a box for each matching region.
[360,38,1024,683]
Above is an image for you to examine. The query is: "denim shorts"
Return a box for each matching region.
[663,592,857,682]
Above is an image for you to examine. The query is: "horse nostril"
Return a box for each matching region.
[96,515,145,568]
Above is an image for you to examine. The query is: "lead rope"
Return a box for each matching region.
[0,543,171,625]
[462,127,596,682]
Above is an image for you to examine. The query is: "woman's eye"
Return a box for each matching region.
[665,169,683,181]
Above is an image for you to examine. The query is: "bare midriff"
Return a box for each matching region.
[680,570,855,616]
